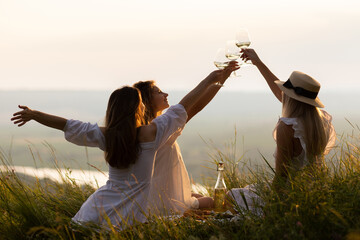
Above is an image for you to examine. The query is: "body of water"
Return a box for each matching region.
[1,90,359,183]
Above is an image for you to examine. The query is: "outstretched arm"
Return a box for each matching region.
[180,61,238,116]
[11,105,67,130]
[241,48,282,102]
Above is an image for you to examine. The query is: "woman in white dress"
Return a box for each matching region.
[11,62,238,228]
[227,49,336,213]
[132,75,232,213]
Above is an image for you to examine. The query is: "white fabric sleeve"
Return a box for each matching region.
[273,110,337,156]
[321,110,336,155]
[63,119,106,151]
[273,117,307,154]
[152,104,188,149]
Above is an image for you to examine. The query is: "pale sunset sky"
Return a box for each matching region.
[1,0,359,92]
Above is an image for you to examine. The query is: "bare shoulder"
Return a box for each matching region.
[138,123,157,142]
[276,121,294,139]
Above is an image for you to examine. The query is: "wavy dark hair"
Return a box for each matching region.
[104,86,144,169]
[133,80,156,124]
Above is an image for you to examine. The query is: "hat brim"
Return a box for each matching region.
[275,80,324,108]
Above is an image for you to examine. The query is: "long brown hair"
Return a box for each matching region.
[282,94,330,163]
[133,80,156,124]
[104,86,144,169]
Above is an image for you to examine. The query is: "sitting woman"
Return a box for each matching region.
[132,74,233,213]
[11,62,238,228]
[227,49,336,213]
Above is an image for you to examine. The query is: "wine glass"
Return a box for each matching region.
[236,28,252,65]
[214,48,229,70]
[213,48,231,84]
[225,40,242,76]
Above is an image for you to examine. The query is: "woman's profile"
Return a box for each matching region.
[132,76,232,213]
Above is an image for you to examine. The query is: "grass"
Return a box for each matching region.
[1,127,360,240]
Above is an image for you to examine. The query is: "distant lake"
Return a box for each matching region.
[1,90,359,183]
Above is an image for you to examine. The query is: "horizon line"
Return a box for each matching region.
[0,87,359,93]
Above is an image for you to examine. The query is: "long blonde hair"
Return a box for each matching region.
[282,94,330,163]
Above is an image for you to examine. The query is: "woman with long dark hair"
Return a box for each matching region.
[11,62,238,228]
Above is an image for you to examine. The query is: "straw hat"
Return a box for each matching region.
[275,71,324,108]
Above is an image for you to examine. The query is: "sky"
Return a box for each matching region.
[1,0,360,92]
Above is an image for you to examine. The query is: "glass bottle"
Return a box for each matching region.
[214,162,227,211]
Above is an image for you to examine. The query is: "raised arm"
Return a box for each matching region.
[180,61,238,115]
[186,62,238,122]
[185,84,222,122]
[241,49,282,102]
[11,105,67,130]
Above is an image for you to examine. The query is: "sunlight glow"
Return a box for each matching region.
[0,0,359,91]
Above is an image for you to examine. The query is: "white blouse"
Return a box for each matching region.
[65,104,187,228]
[273,110,336,170]
[149,121,198,215]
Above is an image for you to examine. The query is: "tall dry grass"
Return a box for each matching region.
[0,126,359,239]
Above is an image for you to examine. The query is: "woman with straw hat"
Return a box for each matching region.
[227,49,336,213]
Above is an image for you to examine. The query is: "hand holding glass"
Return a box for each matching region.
[236,28,252,65]
[214,48,229,70]
[225,40,242,76]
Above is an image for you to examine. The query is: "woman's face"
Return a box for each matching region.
[151,85,169,112]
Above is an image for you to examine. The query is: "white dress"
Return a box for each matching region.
[64,104,187,228]
[229,110,336,213]
[149,122,198,215]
